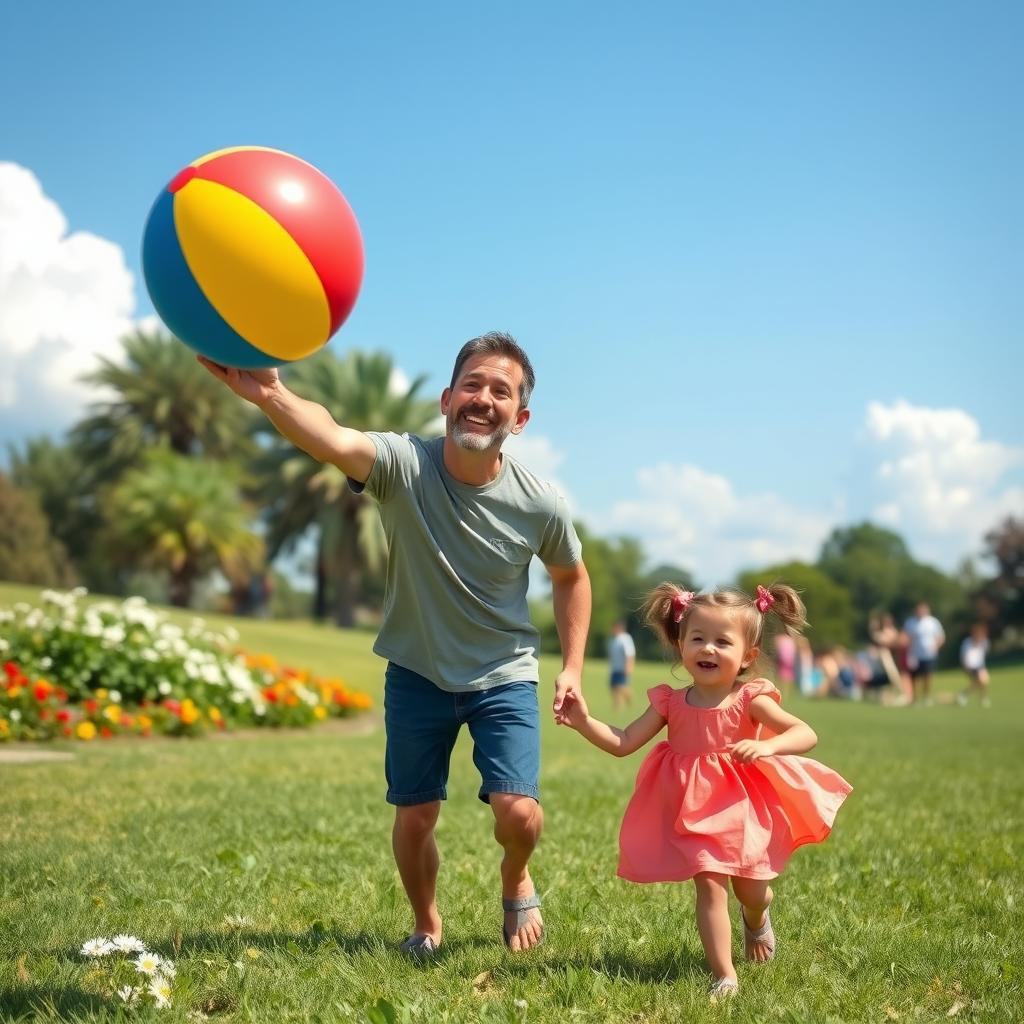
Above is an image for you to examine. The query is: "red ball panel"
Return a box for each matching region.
[194,148,364,336]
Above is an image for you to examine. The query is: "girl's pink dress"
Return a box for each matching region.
[618,679,852,882]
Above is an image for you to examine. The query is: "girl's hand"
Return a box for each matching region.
[728,739,772,763]
[556,688,590,729]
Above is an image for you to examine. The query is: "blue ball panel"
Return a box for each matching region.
[141,189,287,370]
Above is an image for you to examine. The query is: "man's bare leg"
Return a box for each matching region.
[393,801,443,947]
[491,793,544,951]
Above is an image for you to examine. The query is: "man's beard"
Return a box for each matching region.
[447,406,513,452]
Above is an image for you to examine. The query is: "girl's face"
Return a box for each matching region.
[680,606,756,688]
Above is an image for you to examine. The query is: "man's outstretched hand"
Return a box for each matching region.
[197,356,281,407]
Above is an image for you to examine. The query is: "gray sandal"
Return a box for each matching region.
[398,933,439,959]
[742,907,776,962]
[502,893,544,949]
[708,977,739,1002]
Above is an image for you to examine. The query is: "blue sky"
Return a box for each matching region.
[2,1,1021,584]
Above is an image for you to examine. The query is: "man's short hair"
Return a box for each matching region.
[450,331,536,408]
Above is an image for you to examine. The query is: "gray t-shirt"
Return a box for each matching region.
[350,433,582,691]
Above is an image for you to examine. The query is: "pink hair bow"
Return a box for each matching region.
[755,585,775,613]
[671,590,695,623]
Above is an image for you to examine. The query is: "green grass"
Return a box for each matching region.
[1,581,1022,1022]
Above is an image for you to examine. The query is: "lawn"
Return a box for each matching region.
[1,582,1021,1022]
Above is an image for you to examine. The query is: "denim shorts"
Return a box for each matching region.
[383,662,540,806]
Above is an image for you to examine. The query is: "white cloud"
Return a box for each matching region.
[0,162,135,435]
[602,463,833,585]
[865,399,1024,564]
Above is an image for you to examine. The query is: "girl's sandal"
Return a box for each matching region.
[708,977,739,1002]
[742,907,776,962]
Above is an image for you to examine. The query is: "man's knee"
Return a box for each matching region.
[491,793,542,844]
[394,801,441,839]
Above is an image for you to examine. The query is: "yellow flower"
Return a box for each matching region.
[138,714,153,730]
[76,721,97,741]
[208,706,222,723]
[0,719,10,737]
[180,699,200,725]
[7,685,21,699]
[314,706,327,720]
[95,688,108,699]
[103,705,121,723]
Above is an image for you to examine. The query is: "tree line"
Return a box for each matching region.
[1,332,1020,660]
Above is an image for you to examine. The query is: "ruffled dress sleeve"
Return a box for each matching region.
[742,678,782,737]
[646,683,674,718]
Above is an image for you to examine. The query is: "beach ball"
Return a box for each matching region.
[142,146,363,368]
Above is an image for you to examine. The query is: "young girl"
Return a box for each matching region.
[560,583,852,1000]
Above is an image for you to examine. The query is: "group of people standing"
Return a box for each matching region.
[203,333,852,1002]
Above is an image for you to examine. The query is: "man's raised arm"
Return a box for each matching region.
[198,357,376,482]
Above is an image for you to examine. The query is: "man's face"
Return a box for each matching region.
[441,354,530,452]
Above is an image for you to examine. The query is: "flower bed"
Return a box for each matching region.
[0,589,371,741]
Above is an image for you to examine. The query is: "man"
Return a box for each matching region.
[201,331,591,955]
[607,620,635,709]
[901,601,945,705]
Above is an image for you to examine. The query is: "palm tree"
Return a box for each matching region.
[73,329,259,480]
[256,349,440,626]
[103,449,264,607]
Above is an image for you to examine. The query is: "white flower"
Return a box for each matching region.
[108,690,122,704]
[514,999,528,1010]
[110,934,146,953]
[134,951,162,974]
[81,937,115,957]
[158,959,176,978]
[222,914,253,930]
[9,710,21,722]
[117,986,139,1004]
[158,680,173,696]
[147,976,172,1008]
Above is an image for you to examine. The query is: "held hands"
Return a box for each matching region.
[552,669,584,727]
[554,685,590,730]
[197,356,281,407]
[728,739,772,763]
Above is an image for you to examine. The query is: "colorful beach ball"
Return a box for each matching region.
[142,146,364,368]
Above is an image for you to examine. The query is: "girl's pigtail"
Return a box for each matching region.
[641,582,689,657]
[759,583,808,637]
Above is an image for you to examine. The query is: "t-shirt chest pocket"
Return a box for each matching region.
[481,536,534,581]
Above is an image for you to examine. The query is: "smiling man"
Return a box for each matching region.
[201,331,591,955]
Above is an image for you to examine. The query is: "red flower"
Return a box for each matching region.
[56,709,72,723]
[39,708,51,722]
[55,688,69,702]
[3,661,20,681]
[84,699,98,715]
[163,699,182,715]
[34,683,50,702]
[62,726,73,737]
[100,726,114,739]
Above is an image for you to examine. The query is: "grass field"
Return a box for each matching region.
[1,582,1022,1022]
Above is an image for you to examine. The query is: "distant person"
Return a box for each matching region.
[607,620,636,709]
[559,583,851,1002]
[957,623,991,708]
[901,602,945,705]
[773,632,796,692]
[869,613,911,703]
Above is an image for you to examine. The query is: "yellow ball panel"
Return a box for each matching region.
[174,178,329,361]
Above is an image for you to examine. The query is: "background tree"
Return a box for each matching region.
[972,516,1024,643]
[102,450,263,607]
[255,349,440,626]
[0,474,77,587]
[73,329,258,480]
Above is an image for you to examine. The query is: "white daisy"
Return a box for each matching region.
[116,986,139,1004]
[222,914,253,930]
[81,938,114,957]
[133,951,162,975]
[158,959,176,978]
[147,976,172,1008]
[110,934,146,953]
